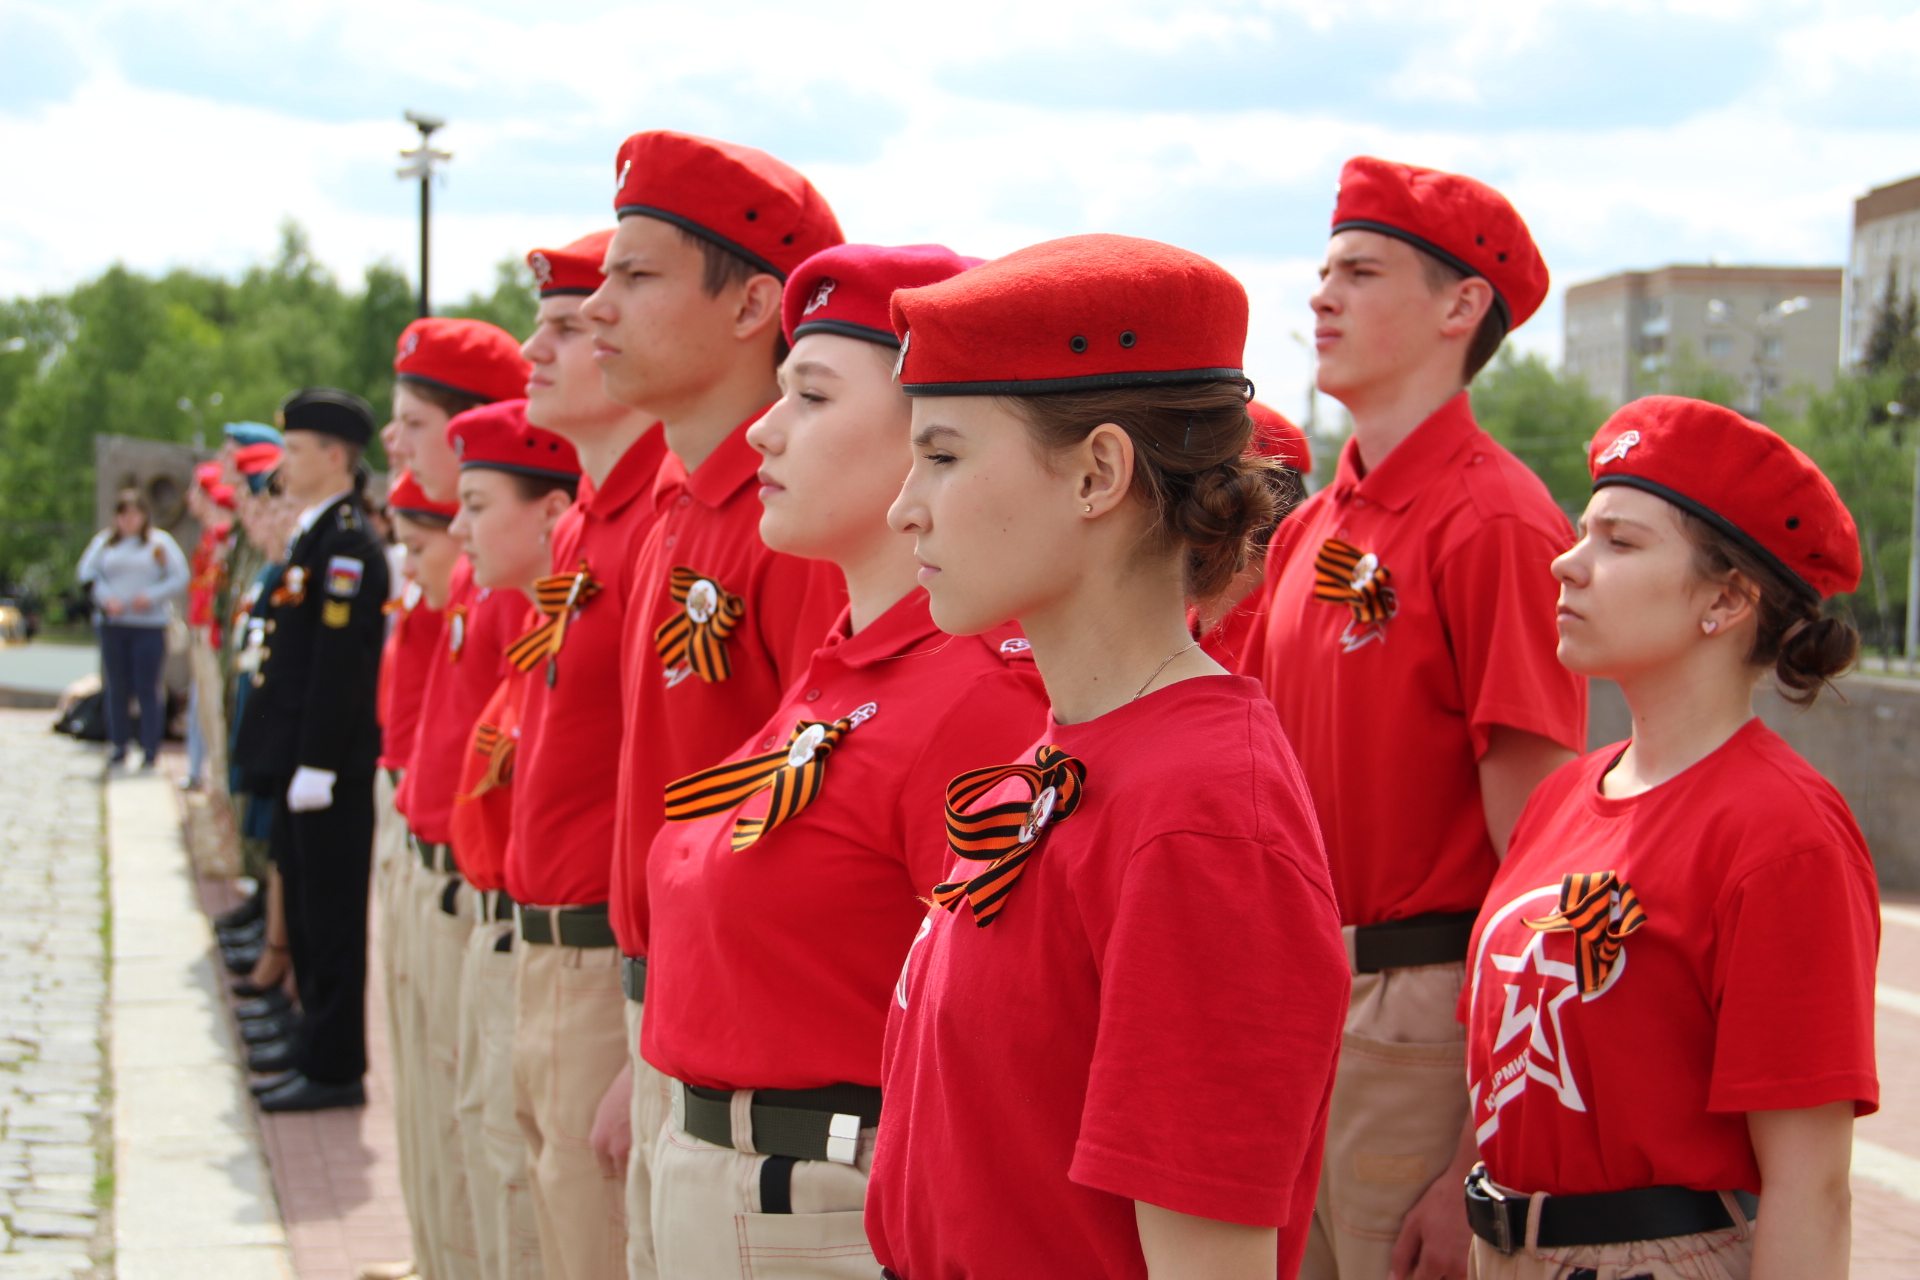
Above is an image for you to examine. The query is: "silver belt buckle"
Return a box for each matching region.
[824,1113,860,1166]
[1471,1166,1516,1255]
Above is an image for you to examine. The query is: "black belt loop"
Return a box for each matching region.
[1465,1165,1757,1253]
[758,1155,797,1214]
[622,956,647,1002]
[515,901,617,948]
[410,833,456,876]
[1351,910,1478,973]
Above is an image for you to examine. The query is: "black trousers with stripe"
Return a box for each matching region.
[268,776,374,1085]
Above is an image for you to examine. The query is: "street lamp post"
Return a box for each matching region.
[397,111,450,318]
[1705,295,1809,418]
[1898,402,1919,675]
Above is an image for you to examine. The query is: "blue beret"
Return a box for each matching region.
[223,421,283,447]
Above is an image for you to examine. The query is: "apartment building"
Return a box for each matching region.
[1843,172,1920,368]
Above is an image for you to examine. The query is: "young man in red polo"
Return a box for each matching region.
[577,130,846,1279]
[491,230,668,1280]
[1249,158,1588,1280]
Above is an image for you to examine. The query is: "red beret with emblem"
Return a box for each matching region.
[1332,156,1549,333]
[394,317,531,404]
[527,229,614,298]
[194,461,224,490]
[1589,395,1859,600]
[387,469,460,521]
[613,130,844,282]
[1248,400,1311,474]
[446,399,581,482]
[890,234,1247,396]
[782,243,983,349]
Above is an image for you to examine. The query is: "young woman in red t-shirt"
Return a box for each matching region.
[1462,395,1877,1279]
[867,235,1351,1280]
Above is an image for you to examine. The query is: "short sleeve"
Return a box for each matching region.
[1070,833,1349,1226]
[1433,517,1586,758]
[1708,846,1880,1116]
[892,668,1050,895]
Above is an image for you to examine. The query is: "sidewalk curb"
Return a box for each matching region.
[107,772,294,1280]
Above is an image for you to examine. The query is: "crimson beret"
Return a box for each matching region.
[782,243,982,349]
[1332,156,1549,332]
[613,131,843,282]
[890,234,1248,396]
[446,399,580,483]
[233,442,282,476]
[528,229,613,297]
[1248,400,1311,474]
[386,470,460,521]
[1589,396,1860,600]
[394,318,531,404]
[194,461,223,490]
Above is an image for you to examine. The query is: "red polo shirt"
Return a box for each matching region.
[376,579,444,772]
[1463,720,1878,1197]
[867,676,1348,1279]
[1255,393,1586,928]
[642,590,1049,1091]
[395,558,529,847]
[450,670,530,894]
[506,428,668,907]
[612,414,847,955]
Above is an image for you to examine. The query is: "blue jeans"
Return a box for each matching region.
[100,623,166,761]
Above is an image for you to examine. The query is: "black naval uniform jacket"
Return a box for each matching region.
[235,494,389,792]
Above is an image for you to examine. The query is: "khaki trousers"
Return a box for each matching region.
[650,1098,878,1280]
[419,876,482,1280]
[622,998,669,1280]
[1468,1198,1754,1280]
[382,819,433,1277]
[512,941,629,1280]
[1300,961,1470,1280]
[456,917,543,1280]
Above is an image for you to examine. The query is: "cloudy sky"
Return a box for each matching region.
[3,0,1918,424]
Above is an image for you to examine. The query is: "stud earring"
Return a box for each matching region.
[1084,504,1093,513]
[1702,619,1716,634]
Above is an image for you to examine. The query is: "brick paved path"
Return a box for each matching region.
[0,712,109,1279]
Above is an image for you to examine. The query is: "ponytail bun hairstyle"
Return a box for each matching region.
[1006,381,1289,601]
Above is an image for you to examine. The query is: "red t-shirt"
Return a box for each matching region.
[506,429,668,907]
[1462,719,1879,1197]
[450,670,529,893]
[188,522,232,636]
[867,676,1349,1279]
[395,559,529,847]
[642,591,1049,1091]
[1255,393,1586,927]
[611,415,847,955]
[376,579,444,772]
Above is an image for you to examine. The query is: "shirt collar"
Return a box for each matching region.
[1332,391,1483,514]
[651,406,772,511]
[816,588,942,671]
[583,424,663,521]
[295,490,353,535]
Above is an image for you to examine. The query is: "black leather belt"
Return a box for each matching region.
[1465,1166,1756,1253]
[676,1080,881,1166]
[479,889,515,922]
[622,956,647,1002]
[409,833,456,875]
[515,902,616,948]
[1351,910,1478,972]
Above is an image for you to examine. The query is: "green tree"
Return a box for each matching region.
[1470,346,1609,511]
[445,256,538,342]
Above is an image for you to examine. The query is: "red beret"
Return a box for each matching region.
[386,470,460,521]
[394,318,531,404]
[194,461,224,490]
[1332,156,1549,332]
[613,130,844,282]
[890,234,1247,396]
[782,243,982,349]
[528,229,614,298]
[232,442,282,476]
[206,483,236,511]
[446,399,580,482]
[1248,400,1311,474]
[1589,396,1860,600]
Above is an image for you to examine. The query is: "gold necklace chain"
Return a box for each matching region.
[1132,639,1201,702]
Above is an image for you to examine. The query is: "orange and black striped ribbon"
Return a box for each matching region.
[662,715,860,851]
[652,567,745,683]
[268,566,307,608]
[1312,538,1396,624]
[460,721,517,800]
[506,560,602,686]
[446,603,469,662]
[934,746,1086,927]
[1526,871,1648,995]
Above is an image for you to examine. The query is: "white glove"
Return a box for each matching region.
[287,766,337,813]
